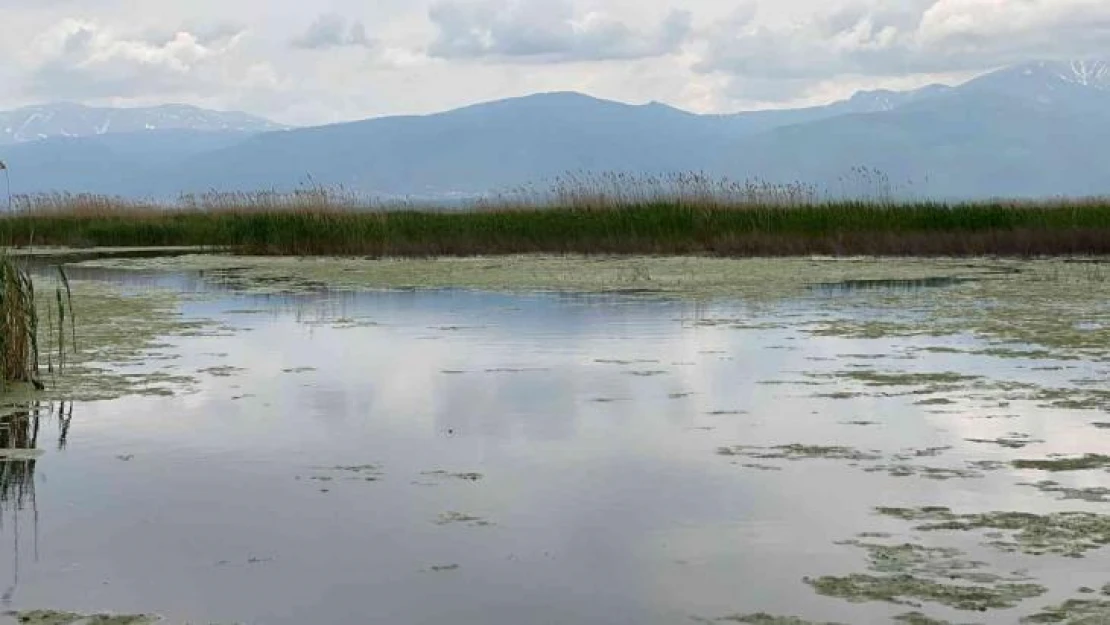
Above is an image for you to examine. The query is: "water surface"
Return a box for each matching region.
[2,263,1109,624]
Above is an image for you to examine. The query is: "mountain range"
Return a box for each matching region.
[2,59,1109,200]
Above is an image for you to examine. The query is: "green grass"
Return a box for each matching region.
[2,191,1110,256]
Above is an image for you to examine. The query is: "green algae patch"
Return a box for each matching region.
[696,614,845,624]
[1012,455,1110,472]
[70,255,1019,299]
[805,573,1045,611]
[893,612,980,625]
[825,371,981,388]
[874,507,1110,558]
[304,464,385,483]
[420,470,483,482]
[862,464,983,481]
[966,433,1044,449]
[0,277,210,411]
[7,611,159,625]
[806,538,1045,612]
[434,511,493,527]
[70,256,1110,364]
[1020,481,1110,503]
[717,444,883,462]
[1021,598,1110,623]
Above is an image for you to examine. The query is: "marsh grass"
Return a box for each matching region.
[0,256,75,389]
[1,175,1109,256]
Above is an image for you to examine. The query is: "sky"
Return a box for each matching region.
[0,0,1108,125]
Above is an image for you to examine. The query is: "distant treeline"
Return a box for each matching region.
[1,188,1109,257]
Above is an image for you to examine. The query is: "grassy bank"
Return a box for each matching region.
[2,192,1110,256]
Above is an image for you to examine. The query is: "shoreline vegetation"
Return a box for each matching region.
[1,178,1109,257]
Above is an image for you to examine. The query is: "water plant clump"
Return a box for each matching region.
[874,507,1110,557]
[5,611,160,625]
[696,614,846,625]
[805,536,1047,612]
[1020,598,1110,623]
[1012,455,1110,472]
[1020,481,1110,503]
[717,444,883,462]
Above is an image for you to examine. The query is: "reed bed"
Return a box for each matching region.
[2,174,1109,257]
[0,256,75,389]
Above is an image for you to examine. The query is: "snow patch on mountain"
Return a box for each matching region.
[0,103,287,145]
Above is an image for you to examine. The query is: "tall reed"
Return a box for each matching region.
[0,257,75,389]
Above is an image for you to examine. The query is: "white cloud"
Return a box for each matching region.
[427,0,691,62]
[23,18,281,101]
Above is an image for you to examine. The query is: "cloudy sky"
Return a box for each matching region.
[0,0,1107,125]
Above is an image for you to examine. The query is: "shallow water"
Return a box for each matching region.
[2,262,1109,625]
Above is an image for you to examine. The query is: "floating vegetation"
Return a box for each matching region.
[1020,481,1110,503]
[717,444,883,462]
[863,464,983,481]
[914,398,955,406]
[1012,455,1110,472]
[304,464,385,483]
[421,470,483,482]
[427,564,461,573]
[1021,598,1110,623]
[196,365,244,378]
[5,611,159,625]
[281,367,316,374]
[694,614,844,625]
[806,539,1045,611]
[434,511,493,527]
[893,612,977,625]
[875,507,1110,557]
[809,371,981,388]
[965,433,1044,449]
[806,573,1045,611]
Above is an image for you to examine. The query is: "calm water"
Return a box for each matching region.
[2,269,1108,624]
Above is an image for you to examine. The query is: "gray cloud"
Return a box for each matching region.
[427,0,691,62]
[292,13,374,50]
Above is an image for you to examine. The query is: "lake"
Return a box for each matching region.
[2,256,1108,625]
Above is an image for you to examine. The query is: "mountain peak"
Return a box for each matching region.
[968,59,1110,94]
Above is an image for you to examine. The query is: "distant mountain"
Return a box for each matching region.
[2,59,1109,200]
[0,103,286,145]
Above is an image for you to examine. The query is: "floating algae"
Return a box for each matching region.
[893,613,978,625]
[965,433,1044,449]
[716,444,883,462]
[1020,481,1110,503]
[694,614,845,625]
[196,365,245,378]
[862,464,983,481]
[805,573,1045,611]
[420,470,483,482]
[874,507,1110,558]
[1012,455,1110,472]
[6,611,159,625]
[434,511,493,527]
[304,464,385,483]
[805,539,1045,611]
[1020,597,1110,623]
